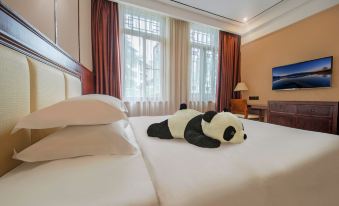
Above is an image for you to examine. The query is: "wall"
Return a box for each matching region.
[2,0,93,71]
[79,0,92,71]
[2,0,55,40]
[241,0,339,45]
[56,0,79,61]
[115,0,240,34]
[241,4,339,106]
[116,0,339,45]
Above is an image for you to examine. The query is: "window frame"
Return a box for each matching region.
[189,27,219,102]
[121,12,166,100]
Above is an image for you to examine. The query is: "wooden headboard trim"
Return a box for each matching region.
[82,66,95,94]
[0,2,94,94]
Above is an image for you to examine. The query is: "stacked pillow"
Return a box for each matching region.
[12,94,138,162]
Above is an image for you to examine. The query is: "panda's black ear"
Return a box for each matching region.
[203,111,217,123]
[179,103,187,110]
[223,108,229,112]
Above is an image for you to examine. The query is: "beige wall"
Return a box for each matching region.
[3,0,93,70]
[3,0,55,41]
[56,0,79,60]
[79,0,92,71]
[241,5,339,106]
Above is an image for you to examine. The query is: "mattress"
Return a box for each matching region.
[129,116,339,206]
[0,153,159,206]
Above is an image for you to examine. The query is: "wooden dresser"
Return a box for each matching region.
[268,101,338,134]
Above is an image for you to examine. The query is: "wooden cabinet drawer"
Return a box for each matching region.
[268,101,338,134]
[297,105,333,117]
[296,116,332,133]
[269,113,295,127]
[269,103,297,113]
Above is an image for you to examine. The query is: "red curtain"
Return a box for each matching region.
[91,0,121,98]
[216,31,241,112]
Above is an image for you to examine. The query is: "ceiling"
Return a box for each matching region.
[116,0,339,44]
[162,0,284,23]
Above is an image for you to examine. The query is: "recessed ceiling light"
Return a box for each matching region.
[243,17,248,22]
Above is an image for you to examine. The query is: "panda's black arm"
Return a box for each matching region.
[184,130,220,148]
[147,120,174,139]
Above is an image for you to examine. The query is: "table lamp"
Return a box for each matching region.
[234,82,248,92]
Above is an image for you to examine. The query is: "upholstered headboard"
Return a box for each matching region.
[0,2,93,176]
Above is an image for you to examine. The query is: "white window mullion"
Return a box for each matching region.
[189,23,219,103]
[201,47,207,99]
[120,5,166,102]
[142,37,147,99]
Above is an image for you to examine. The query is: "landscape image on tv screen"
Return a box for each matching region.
[272,57,333,90]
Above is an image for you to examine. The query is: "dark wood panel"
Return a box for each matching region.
[269,112,296,127]
[269,102,297,114]
[81,68,95,94]
[296,116,332,133]
[268,101,338,134]
[297,105,333,117]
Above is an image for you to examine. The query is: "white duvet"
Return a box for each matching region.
[129,116,339,206]
[0,153,159,206]
[1,116,339,206]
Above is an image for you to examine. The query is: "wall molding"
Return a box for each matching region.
[0,1,93,93]
[114,0,339,44]
[114,0,241,34]
[0,2,81,74]
[241,0,339,45]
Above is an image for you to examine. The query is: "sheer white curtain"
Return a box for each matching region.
[119,5,219,116]
[119,5,170,116]
[188,23,219,112]
[168,18,190,113]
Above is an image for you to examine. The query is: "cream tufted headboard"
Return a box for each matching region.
[0,45,82,176]
[0,2,93,176]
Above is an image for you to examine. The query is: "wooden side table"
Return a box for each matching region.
[248,105,268,122]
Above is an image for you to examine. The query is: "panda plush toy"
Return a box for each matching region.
[147,104,247,148]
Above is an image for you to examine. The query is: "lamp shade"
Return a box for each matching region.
[234,82,248,91]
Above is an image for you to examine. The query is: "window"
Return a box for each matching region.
[120,6,166,101]
[189,24,219,102]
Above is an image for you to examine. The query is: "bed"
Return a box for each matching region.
[1,116,339,206]
[1,2,339,206]
[0,154,159,206]
[130,116,339,206]
[0,3,159,205]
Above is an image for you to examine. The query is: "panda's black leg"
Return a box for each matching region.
[147,120,174,139]
[184,130,220,148]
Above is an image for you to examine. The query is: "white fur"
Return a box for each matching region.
[168,109,202,138]
[202,112,245,144]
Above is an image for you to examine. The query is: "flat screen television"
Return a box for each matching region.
[272,56,333,90]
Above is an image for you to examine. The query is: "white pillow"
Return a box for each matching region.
[68,94,128,112]
[13,120,139,162]
[12,94,127,133]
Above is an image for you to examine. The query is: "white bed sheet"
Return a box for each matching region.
[129,116,339,206]
[0,153,159,206]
